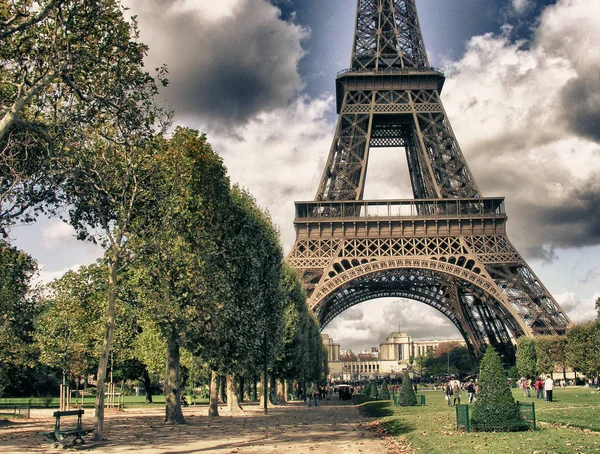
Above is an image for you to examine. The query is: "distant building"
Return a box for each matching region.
[379,332,461,361]
[323,331,465,381]
[321,334,340,362]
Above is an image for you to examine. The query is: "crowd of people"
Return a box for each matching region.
[519,375,557,402]
[443,379,478,406]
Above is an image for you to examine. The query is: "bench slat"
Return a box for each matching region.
[52,409,84,417]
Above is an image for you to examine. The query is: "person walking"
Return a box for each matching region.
[466,380,475,403]
[313,384,320,408]
[535,377,544,400]
[545,375,554,402]
[444,382,453,407]
[452,380,461,406]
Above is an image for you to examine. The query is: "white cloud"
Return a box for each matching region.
[209,95,336,250]
[511,0,532,14]
[168,0,245,22]
[324,298,461,352]
[41,221,76,250]
[555,291,598,323]
[34,264,84,287]
[443,0,600,257]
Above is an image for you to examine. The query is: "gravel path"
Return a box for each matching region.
[0,399,391,453]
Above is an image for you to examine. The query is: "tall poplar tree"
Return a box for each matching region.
[129,128,231,424]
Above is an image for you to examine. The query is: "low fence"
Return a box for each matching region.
[517,401,537,431]
[456,402,537,432]
[455,404,470,431]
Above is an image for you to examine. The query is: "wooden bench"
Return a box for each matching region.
[39,409,93,448]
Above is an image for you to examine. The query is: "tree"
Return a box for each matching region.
[271,264,311,398]
[1,0,168,233]
[35,267,104,380]
[60,128,166,438]
[368,380,378,399]
[515,337,537,379]
[566,323,597,378]
[35,263,146,393]
[549,335,568,381]
[379,379,391,400]
[0,241,40,395]
[188,185,286,416]
[535,336,556,376]
[128,128,231,423]
[399,371,416,406]
[470,346,527,432]
[340,351,357,362]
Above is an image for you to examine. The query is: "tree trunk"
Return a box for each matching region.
[219,376,226,403]
[165,335,185,424]
[143,367,153,403]
[208,371,219,417]
[253,377,258,402]
[93,259,119,441]
[238,375,244,403]
[270,375,277,403]
[259,374,275,409]
[276,379,286,403]
[226,374,244,414]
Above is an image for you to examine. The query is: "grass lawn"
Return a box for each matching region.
[359,387,600,453]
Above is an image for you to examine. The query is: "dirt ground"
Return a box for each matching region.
[0,399,396,453]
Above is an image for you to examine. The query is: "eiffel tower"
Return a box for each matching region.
[287,0,571,362]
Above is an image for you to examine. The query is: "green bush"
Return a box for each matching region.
[368,380,378,399]
[379,379,391,400]
[471,346,528,432]
[399,371,417,406]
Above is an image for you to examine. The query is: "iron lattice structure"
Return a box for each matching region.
[287,0,571,362]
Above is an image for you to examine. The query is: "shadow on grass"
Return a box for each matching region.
[358,401,396,417]
[380,417,415,437]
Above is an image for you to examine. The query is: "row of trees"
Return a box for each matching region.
[515,310,600,380]
[0,0,326,441]
[413,342,473,377]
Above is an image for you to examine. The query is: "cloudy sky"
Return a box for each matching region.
[12,0,600,353]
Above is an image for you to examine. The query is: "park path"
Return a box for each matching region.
[0,399,395,453]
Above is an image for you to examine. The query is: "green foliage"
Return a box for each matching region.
[132,322,166,377]
[270,263,322,384]
[516,337,537,378]
[379,379,391,400]
[399,371,417,406]
[535,336,556,376]
[421,345,472,376]
[1,0,168,233]
[471,346,527,432]
[368,380,378,399]
[35,262,140,376]
[565,322,600,377]
[0,242,40,395]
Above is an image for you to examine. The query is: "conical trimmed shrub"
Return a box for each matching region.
[368,380,378,399]
[471,346,528,432]
[399,371,417,406]
[379,379,391,400]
